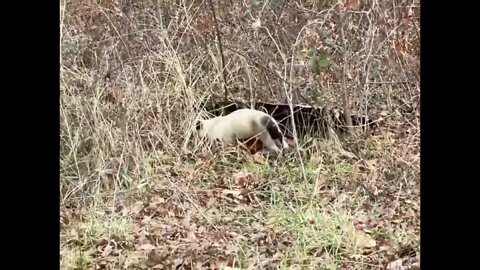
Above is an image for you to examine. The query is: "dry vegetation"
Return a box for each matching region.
[60,0,420,269]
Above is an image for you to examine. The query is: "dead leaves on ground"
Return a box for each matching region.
[346,224,377,250]
[197,169,262,205]
[62,129,418,270]
[82,167,287,269]
[386,253,420,270]
[232,170,255,188]
[63,197,249,269]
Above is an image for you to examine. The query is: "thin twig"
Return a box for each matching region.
[206,0,229,102]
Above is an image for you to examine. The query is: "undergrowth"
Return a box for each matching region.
[60,0,420,269]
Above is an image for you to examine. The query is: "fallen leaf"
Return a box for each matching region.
[271,251,283,261]
[336,193,348,204]
[138,243,156,251]
[231,205,244,212]
[221,189,242,197]
[172,259,184,269]
[267,228,277,244]
[213,258,238,269]
[252,152,266,164]
[149,196,165,207]
[141,215,152,225]
[386,258,404,270]
[343,0,359,11]
[222,189,242,199]
[197,226,207,234]
[251,17,261,31]
[379,245,391,252]
[233,170,250,187]
[123,201,144,218]
[123,251,145,268]
[101,243,113,257]
[339,148,358,159]
[95,238,109,247]
[364,159,378,172]
[172,258,184,269]
[186,230,197,242]
[346,225,377,249]
[145,249,164,267]
[340,262,350,270]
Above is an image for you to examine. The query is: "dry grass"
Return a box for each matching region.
[60,0,419,269]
